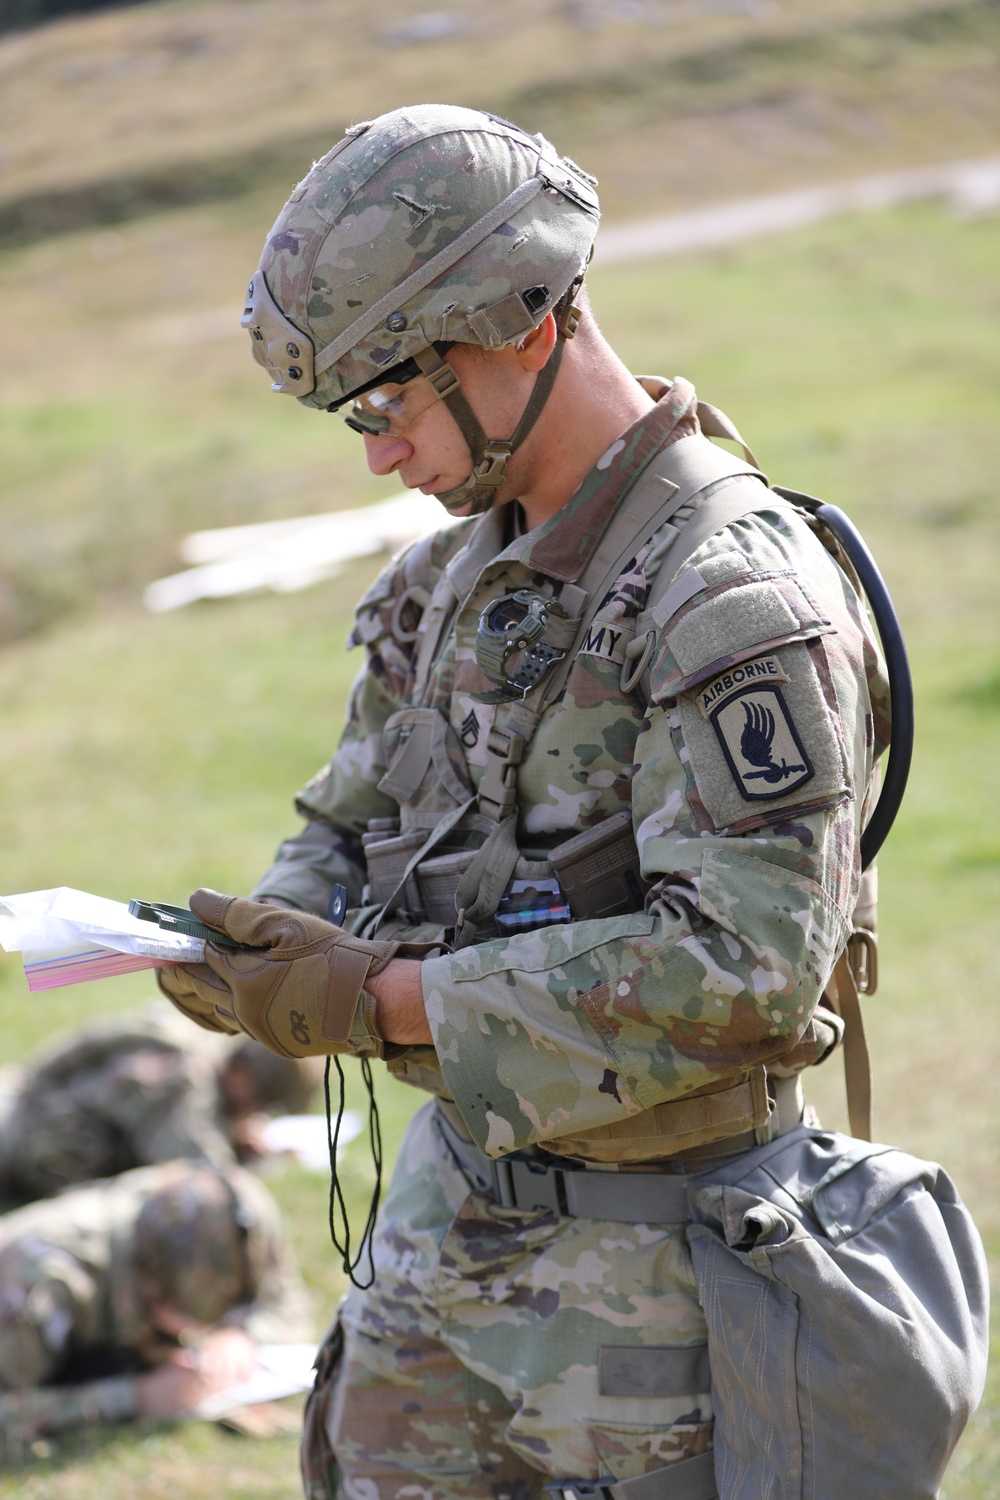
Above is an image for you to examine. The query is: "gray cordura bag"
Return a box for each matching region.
[687,1126,989,1500]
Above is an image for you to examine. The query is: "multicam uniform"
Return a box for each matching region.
[173,100,986,1500]
[0,1161,312,1461]
[0,1006,239,1207]
[247,377,910,1498]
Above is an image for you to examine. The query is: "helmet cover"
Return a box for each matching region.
[134,1163,281,1326]
[243,103,600,410]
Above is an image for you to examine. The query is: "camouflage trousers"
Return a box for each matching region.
[302,1101,714,1500]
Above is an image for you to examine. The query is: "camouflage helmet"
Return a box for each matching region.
[134,1163,281,1327]
[242,104,600,513]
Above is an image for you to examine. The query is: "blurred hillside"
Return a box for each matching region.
[2,0,999,646]
[2,0,999,244]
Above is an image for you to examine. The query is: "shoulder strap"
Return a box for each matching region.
[826,951,874,1141]
[534,432,768,716]
[411,570,461,705]
[641,479,800,631]
[475,435,774,835]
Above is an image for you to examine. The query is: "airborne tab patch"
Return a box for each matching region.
[697,655,788,718]
[710,685,814,801]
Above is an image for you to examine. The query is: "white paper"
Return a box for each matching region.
[0,888,205,962]
[262,1112,362,1171]
[191,1343,318,1419]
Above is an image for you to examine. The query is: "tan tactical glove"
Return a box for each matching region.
[188,888,411,1060]
[156,960,239,1035]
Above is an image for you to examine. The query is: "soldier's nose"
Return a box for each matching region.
[362,431,413,476]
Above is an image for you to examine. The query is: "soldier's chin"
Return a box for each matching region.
[433,485,475,516]
[433,475,501,518]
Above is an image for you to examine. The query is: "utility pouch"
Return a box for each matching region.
[549,809,649,921]
[368,808,650,932]
[362,825,430,910]
[416,845,477,926]
[378,706,474,819]
[418,848,565,936]
[687,1127,989,1500]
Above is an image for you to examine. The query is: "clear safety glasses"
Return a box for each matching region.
[342,373,441,439]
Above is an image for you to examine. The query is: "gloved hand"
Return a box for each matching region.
[188,888,420,1060]
[156,960,239,1035]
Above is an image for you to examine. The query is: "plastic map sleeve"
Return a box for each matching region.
[0,887,205,991]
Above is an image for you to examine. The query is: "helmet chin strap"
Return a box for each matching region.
[415,291,580,518]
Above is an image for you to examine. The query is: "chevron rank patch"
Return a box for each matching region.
[710,684,815,802]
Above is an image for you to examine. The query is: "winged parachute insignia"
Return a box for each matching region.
[740,699,806,784]
[709,685,815,802]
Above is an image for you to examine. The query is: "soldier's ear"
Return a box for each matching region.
[513,313,557,373]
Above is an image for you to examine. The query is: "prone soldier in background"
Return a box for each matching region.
[0,1159,313,1463]
[159,106,988,1499]
[0,1003,324,1208]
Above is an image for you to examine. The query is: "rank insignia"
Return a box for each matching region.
[460,709,480,749]
[710,685,814,801]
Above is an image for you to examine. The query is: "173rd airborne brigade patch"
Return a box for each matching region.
[698,655,814,802]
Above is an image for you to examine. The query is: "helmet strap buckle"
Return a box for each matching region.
[413,345,462,401]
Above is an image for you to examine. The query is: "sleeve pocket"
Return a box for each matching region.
[662,577,850,832]
[664,574,834,689]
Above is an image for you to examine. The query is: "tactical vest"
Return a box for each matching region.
[358,409,879,1159]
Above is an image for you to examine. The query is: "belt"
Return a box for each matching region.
[434,1072,804,1224]
[542,1450,717,1500]
[435,1106,692,1224]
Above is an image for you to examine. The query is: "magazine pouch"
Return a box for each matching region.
[686,1126,989,1500]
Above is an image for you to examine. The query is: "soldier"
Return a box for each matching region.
[0,1159,313,1461]
[159,106,989,1499]
[0,1004,324,1207]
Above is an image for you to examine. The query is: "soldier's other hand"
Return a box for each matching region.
[156,960,239,1034]
[188,888,440,1061]
[136,1330,258,1418]
[190,1327,258,1390]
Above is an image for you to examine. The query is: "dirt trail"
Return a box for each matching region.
[593,155,1000,264]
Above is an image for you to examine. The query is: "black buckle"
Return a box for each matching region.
[491,1156,568,1216]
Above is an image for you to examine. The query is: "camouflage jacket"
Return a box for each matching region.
[0,1004,237,1207]
[0,1162,312,1458]
[253,378,890,1159]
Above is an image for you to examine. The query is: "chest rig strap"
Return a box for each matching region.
[444,432,769,943]
[450,697,540,947]
[469,435,767,842]
[529,432,768,724]
[476,698,539,821]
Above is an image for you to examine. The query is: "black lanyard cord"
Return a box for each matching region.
[323,1054,383,1290]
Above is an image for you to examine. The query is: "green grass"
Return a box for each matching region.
[2,0,1000,243]
[1,198,999,1494]
[0,185,391,642]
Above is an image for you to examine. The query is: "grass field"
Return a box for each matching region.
[1,186,998,1494]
